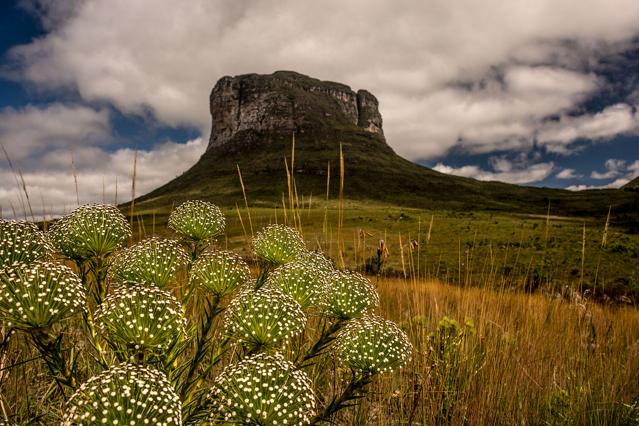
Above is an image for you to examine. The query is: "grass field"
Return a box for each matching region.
[3,274,638,424]
[131,200,639,302]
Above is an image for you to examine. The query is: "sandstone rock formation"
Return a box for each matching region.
[207,71,384,149]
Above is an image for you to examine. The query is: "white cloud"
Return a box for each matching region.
[6,0,639,160]
[567,159,639,190]
[433,161,555,185]
[556,168,583,179]
[0,103,111,160]
[591,158,627,179]
[0,138,205,219]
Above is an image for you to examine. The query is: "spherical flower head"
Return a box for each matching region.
[48,204,131,261]
[62,363,182,425]
[324,271,380,320]
[266,259,330,311]
[109,237,188,288]
[253,224,306,265]
[168,200,225,242]
[189,249,250,298]
[224,285,306,350]
[95,285,187,358]
[208,352,316,425]
[0,261,85,329]
[0,219,53,270]
[295,250,335,275]
[335,315,412,374]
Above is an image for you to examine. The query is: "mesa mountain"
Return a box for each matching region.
[135,71,638,224]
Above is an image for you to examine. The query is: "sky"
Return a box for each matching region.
[1,0,639,219]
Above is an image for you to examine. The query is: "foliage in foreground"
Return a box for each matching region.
[0,200,412,425]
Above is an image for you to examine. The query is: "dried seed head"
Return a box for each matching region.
[266,259,330,311]
[48,204,131,261]
[324,270,379,320]
[190,249,250,298]
[0,261,85,329]
[208,352,316,425]
[62,363,182,425]
[168,200,225,242]
[253,224,306,265]
[335,315,412,374]
[109,237,188,288]
[224,285,306,350]
[95,285,186,358]
[0,219,53,269]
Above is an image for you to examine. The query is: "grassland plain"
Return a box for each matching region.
[3,274,638,424]
[130,200,639,303]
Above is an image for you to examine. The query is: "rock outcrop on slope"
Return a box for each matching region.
[207,71,383,149]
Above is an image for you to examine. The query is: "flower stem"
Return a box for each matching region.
[29,328,77,397]
[310,371,374,424]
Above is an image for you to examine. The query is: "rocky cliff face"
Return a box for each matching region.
[207,71,384,149]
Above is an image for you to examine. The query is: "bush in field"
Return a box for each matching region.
[3,202,411,425]
[0,219,53,269]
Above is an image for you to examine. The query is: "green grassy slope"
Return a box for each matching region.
[134,128,638,228]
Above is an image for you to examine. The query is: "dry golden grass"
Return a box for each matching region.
[346,278,639,425]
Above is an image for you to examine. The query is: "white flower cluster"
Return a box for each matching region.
[208,352,316,425]
[266,259,331,311]
[109,237,188,288]
[168,200,225,242]
[48,204,131,261]
[0,219,53,269]
[253,224,306,265]
[224,286,306,350]
[95,285,186,356]
[295,251,334,275]
[189,249,250,298]
[62,363,182,425]
[324,271,380,320]
[0,261,85,329]
[335,315,412,374]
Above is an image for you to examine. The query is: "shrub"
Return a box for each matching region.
[109,236,188,288]
[0,261,85,329]
[0,219,53,269]
[62,363,182,425]
[207,352,316,425]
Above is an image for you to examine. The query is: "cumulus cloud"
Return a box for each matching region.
[0,138,205,219]
[567,159,639,190]
[556,168,583,179]
[0,103,111,160]
[591,158,627,179]
[6,0,639,159]
[433,160,555,185]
